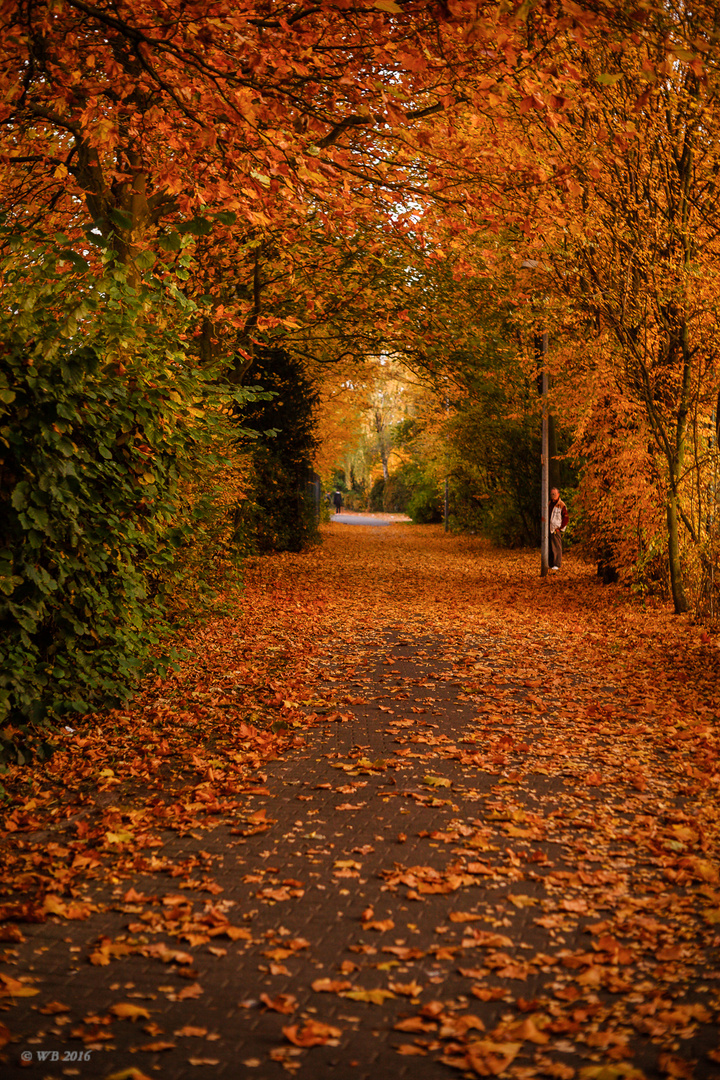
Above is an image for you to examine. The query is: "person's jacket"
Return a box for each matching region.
[549,497,569,533]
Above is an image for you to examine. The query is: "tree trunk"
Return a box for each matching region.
[667,490,689,613]
[374,408,390,481]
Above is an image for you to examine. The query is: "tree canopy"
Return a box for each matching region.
[3,0,720,746]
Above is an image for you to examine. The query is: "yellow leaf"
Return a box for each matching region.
[689,858,719,884]
[110,1002,151,1021]
[423,774,451,788]
[342,988,396,1004]
[0,973,39,998]
[508,894,536,908]
[105,830,133,844]
[579,1066,647,1080]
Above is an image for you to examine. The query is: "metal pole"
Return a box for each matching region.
[540,331,549,577]
[444,388,450,533]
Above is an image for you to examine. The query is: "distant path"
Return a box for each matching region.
[330,511,410,527]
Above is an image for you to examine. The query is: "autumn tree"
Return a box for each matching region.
[529,4,720,612]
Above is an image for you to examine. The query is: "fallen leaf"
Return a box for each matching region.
[0,973,39,998]
[38,1001,70,1015]
[342,988,396,1004]
[311,978,352,992]
[260,992,297,1014]
[423,775,451,788]
[283,1020,342,1046]
[111,1003,152,1021]
[388,980,423,996]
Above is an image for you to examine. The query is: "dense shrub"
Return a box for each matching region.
[0,239,251,759]
[240,348,320,552]
[407,479,443,524]
[368,476,385,511]
[382,465,417,512]
[342,488,367,511]
[368,463,442,521]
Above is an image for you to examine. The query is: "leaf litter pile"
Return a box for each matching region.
[0,522,719,1080]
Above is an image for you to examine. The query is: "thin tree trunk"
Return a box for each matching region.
[667,489,689,613]
[374,409,390,481]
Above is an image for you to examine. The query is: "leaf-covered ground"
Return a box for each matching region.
[1,522,719,1080]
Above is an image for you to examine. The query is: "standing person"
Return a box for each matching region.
[332,489,343,514]
[549,487,569,571]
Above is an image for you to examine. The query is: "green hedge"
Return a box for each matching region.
[0,238,250,760]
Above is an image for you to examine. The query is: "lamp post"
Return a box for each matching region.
[538,331,549,577]
[521,261,549,577]
[443,387,450,533]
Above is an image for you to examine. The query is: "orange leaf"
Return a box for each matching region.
[311,978,352,993]
[364,918,395,932]
[223,925,253,941]
[110,1003,151,1021]
[260,993,297,1014]
[0,973,39,997]
[283,1020,342,1047]
[43,894,94,920]
[465,1039,522,1075]
[388,980,423,997]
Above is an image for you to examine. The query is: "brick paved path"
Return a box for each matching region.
[2,610,718,1080]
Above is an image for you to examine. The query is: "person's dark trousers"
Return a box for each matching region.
[550,531,562,569]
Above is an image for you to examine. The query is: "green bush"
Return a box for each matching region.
[342,488,367,511]
[0,237,251,759]
[407,480,443,524]
[382,466,416,512]
[373,463,441,520]
[369,477,385,511]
